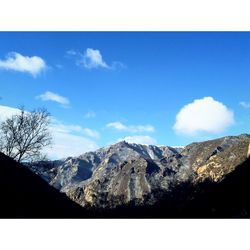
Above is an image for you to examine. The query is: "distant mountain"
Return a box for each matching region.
[27,134,250,217]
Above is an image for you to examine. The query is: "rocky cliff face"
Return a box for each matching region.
[28,134,250,210]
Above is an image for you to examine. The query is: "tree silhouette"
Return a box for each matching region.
[0,107,52,162]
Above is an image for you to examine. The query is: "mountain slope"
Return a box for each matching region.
[0,152,87,218]
[28,134,250,215]
[98,157,250,218]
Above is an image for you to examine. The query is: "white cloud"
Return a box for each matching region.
[48,122,99,158]
[0,105,21,122]
[44,131,98,160]
[107,121,127,131]
[173,97,235,136]
[83,48,108,69]
[36,91,70,106]
[50,121,100,139]
[66,50,77,56]
[41,120,100,159]
[82,128,100,139]
[0,52,47,77]
[84,111,96,118]
[106,121,155,133]
[117,135,157,145]
[239,101,250,109]
[67,48,124,70]
[0,105,99,159]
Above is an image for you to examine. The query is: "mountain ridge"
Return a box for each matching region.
[0,133,249,218]
[27,134,250,210]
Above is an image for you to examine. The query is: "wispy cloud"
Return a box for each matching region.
[47,120,100,158]
[55,64,63,69]
[36,91,70,107]
[117,135,157,145]
[84,111,96,118]
[44,131,98,159]
[66,50,77,56]
[106,121,155,133]
[173,97,235,136]
[239,101,250,109]
[0,52,47,77]
[50,121,100,139]
[67,48,125,70]
[83,128,100,139]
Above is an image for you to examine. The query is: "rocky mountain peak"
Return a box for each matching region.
[27,134,250,209]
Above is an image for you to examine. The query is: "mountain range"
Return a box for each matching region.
[21,133,250,218]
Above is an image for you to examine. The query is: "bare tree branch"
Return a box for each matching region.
[0,107,52,163]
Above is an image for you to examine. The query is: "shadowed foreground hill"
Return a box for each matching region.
[0,152,87,218]
[186,156,250,218]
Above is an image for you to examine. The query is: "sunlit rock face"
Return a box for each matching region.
[186,135,250,183]
[28,134,250,209]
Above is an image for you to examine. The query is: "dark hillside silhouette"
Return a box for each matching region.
[0,152,87,218]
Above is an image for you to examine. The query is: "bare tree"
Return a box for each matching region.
[0,107,52,163]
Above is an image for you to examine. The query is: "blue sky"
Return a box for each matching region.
[0,32,250,159]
